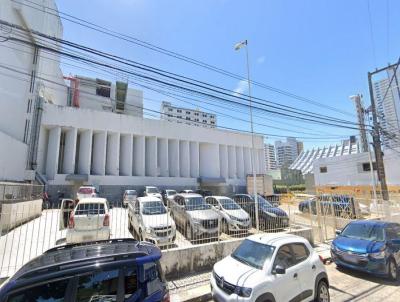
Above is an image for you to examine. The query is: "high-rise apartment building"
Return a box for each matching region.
[373,67,400,149]
[275,137,302,168]
[264,143,277,170]
[160,101,217,128]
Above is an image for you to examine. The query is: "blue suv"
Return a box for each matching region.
[331,220,400,280]
[0,239,170,302]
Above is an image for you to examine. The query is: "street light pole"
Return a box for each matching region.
[235,40,259,231]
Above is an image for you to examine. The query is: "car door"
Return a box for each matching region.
[59,199,75,230]
[289,243,314,301]
[270,244,302,302]
[386,224,400,264]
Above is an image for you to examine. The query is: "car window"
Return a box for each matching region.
[206,198,218,207]
[231,239,275,269]
[341,223,385,241]
[273,245,294,269]
[7,278,70,302]
[290,243,310,265]
[124,267,139,299]
[219,198,240,210]
[76,269,119,302]
[141,201,167,215]
[75,203,105,215]
[386,224,400,240]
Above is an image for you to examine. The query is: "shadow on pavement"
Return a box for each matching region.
[335,265,400,286]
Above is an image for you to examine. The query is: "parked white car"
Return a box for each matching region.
[76,186,97,201]
[211,233,329,302]
[128,197,176,247]
[144,186,162,200]
[66,198,111,244]
[123,189,137,207]
[205,196,251,233]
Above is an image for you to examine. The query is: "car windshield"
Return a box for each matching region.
[75,203,105,215]
[257,195,273,208]
[126,191,136,196]
[185,197,211,211]
[231,239,275,269]
[147,187,159,193]
[219,198,240,210]
[341,223,385,241]
[141,201,166,215]
[167,190,177,196]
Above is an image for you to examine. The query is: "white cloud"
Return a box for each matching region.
[233,80,248,96]
[257,56,266,64]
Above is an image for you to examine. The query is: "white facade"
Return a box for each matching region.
[313,150,400,188]
[275,137,301,168]
[373,67,400,149]
[160,101,217,128]
[290,138,360,175]
[38,104,264,186]
[264,143,277,170]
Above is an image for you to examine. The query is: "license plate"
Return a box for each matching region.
[342,253,358,263]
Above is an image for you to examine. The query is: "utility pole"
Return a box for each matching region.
[367,72,389,202]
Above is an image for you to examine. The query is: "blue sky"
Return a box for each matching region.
[56,0,400,149]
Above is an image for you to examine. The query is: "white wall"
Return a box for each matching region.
[0,131,28,181]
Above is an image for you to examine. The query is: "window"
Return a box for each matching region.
[194,112,199,116]
[177,109,182,113]
[273,245,294,269]
[96,79,111,98]
[168,108,173,112]
[75,203,105,215]
[76,269,119,302]
[232,239,275,269]
[8,278,69,302]
[177,116,182,119]
[291,243,310,265]
[186,117,191,120]
[203,120,207,123]
[202,113,207,117]
[320,166,327,173]
[206,197,218,207]
[186,111,191,114]
[362,162,377,172]
[211,121,215,124]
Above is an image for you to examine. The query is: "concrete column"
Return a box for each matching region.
[168,139,179,177]
[106,132,120,176]
[78,129,92,175]
[228,145,237,178]
[219,144,228,179]
[253,148,259,175]
[236,146,245,179]
[119,134,133,176]
[158,138,169,177]
[92,131,107,175]
[190,141,200,178]
[199,143,220,177]
[243,147,252,175]
[259,149,266,173]
[62,127,77,174]
[180,140,190,177]
[145,136,157,177]
[46,126,61,180]
[133,136,145,176]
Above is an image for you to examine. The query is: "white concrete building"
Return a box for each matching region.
[290,137,360,175]
[275,137,301,168]
[0,0,265,196]
[264,143,277,170]
[160,101,217,128]
[373,67,400,149]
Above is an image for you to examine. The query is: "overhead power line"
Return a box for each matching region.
[11,0,356,118]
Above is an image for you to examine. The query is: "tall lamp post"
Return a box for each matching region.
[235,40,259,230]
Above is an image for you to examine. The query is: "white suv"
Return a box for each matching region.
[211,234,329,302]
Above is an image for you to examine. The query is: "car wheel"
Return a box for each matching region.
[388,258,398,281]
[316,280,330,302]
[186,223,193,241]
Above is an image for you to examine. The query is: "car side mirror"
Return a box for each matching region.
[273,265,286,275]
[335,229,341,236]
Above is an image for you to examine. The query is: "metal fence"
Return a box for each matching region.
[2,187,400,279]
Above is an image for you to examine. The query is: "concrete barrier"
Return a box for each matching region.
[0,199,42,234]
[161,225,313,279]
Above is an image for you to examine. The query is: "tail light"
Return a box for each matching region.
[162,292,170,302]
[68,214,75,229]
[103,213,110,226]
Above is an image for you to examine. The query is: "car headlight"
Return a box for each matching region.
[234,286,252,298]
[192,218,202,225]
[266,212,277,218]
[369,247,386,259]
[331,244,337,252]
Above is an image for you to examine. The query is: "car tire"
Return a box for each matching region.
[316,280,330,302]
[387,258,398,281]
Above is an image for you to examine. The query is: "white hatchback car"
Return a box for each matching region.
[211,234,329,302]
[66,198,111,244]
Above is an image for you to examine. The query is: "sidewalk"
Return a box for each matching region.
[169,243,332,302]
